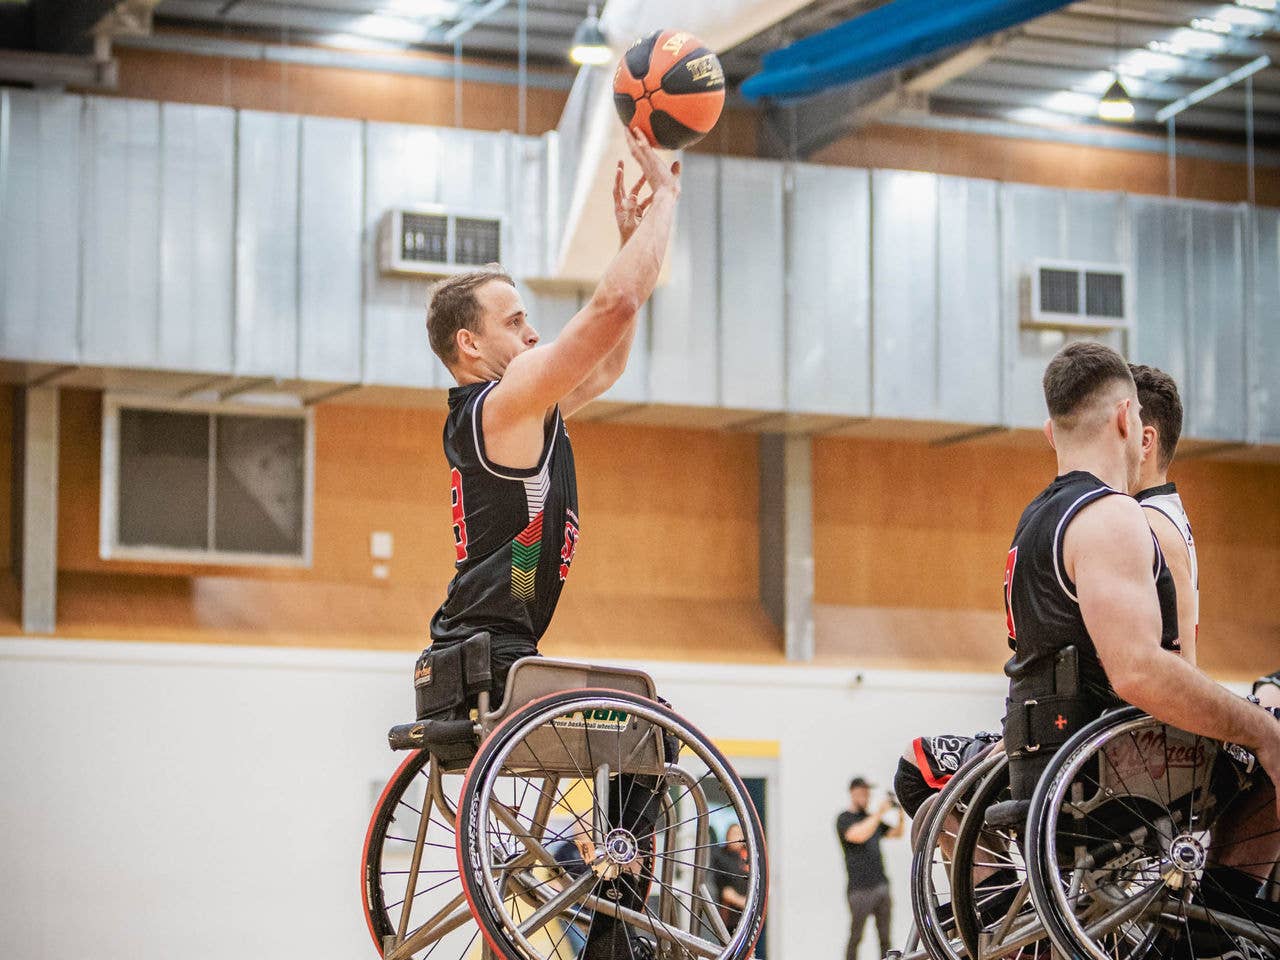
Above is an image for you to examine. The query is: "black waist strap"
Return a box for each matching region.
[1003,694,1097,757]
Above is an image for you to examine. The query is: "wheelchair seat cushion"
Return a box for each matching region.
[984,798,1033,831]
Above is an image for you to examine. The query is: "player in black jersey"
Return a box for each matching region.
[1007,341,1280,925]
[421,129,680,960]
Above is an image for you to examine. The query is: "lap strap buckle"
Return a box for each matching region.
[1022,699,1041,753]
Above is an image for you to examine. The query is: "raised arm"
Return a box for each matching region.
[1068,496,1280,816]
[485,130,679,431]
[560,161,658,418]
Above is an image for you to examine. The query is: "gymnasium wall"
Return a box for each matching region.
[0,636,1013,960]
[811,434,1280,683]
[103,38,1276,203]
[48,389,776,660]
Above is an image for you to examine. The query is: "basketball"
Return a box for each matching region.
[612,29,725,151]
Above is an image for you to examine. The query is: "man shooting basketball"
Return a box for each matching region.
[419,128,679,960]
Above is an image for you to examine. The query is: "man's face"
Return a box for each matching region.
[850,786,869,811]
[725,823,745,853]
[463,280,539,375]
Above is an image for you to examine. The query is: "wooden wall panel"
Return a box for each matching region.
[813,433,1280,681]
[51,390,774,659]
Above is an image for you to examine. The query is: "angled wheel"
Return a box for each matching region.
[456,690,768,960]
[362,750,480,959]
[909,747,1006,960]
[950,756,1052,960]
[1026,707,1277,960]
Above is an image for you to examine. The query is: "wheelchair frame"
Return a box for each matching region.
[362,658,768,960]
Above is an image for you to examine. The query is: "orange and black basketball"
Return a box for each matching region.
[613,29,725,150]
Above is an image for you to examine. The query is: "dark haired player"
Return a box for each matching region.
[421,129,680,960]
[1130,363,1200,665]
[1005,341,1280,942]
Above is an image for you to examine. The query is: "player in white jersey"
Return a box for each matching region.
[1130,363,1200,664]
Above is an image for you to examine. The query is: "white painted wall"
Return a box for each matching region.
[0,638,1010,960]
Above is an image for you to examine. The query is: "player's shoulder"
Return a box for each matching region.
[1066,493,1152,565]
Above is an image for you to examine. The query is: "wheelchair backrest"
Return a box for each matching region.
[481,658,666,777]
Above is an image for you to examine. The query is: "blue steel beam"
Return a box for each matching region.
[741,0,1073,101]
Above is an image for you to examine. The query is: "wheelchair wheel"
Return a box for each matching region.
[1026,707,1274,960]
[909,748,1005,960]
[950,756,1051,960]
[456,689,767,960]
[362,749,480,959]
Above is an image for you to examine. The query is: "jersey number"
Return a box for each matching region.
[450,468,468,563]
[1003,547,1018,641]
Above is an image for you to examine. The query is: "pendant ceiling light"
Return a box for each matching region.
[1098,76,1136,121]
[570,5,611,66]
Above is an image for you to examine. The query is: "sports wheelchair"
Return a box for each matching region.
[896,707,1280,960]
[361,654,768,960]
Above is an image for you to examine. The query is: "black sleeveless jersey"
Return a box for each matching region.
[428,382,580,653]
[1002,471,1180,712]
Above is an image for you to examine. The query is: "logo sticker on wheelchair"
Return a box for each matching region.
[552,708,630,732]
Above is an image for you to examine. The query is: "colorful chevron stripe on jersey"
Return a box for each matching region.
[511,511,543,602]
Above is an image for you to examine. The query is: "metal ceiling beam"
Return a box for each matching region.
[999,35,1278,86]
[116,30,575,87]
[444,0,511,41]
[1156,54,1273,121]
[0,48,119,86]
[1024,14,1280,61]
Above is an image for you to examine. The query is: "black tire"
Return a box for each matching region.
[909,748,1005,960]
[1025,707,1266,960]
[456,689,768,960]
[951,755,1052,960]
[362,749,478,958]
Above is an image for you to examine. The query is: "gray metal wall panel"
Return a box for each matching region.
[1001,184,1126,429]
[1187,205,1247,442]
[719,158,785,411]
[298,117,363,383]
[786,164,870,417]
[235,111,300,378]
[0,91,81,363]
[1128,197,1189,387]
[872,170,939,420]
[937,176,1002,425]
[648,155,718,406]
[363,123,442,388]
[158,103,235,372]
[602,298,650,405]
[1251,208,1280,444]
[509,136,549,280]
[81,98,161,367]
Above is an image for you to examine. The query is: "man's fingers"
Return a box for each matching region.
[637,195,654,213]
[671,160,681,177]
[613,162,624,205]
[629,173,646,198]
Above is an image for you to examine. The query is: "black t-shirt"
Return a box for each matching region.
[429,382,580,668]
[710,843,751,900]
[836,810,887,891]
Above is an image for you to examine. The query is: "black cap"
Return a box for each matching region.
[849,776,872,790]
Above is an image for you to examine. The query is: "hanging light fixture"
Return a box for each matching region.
[570,4,611,66]
[1098,77,1136,121]
[1098,0,1135,122]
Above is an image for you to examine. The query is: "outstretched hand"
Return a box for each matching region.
[615,128,680,245]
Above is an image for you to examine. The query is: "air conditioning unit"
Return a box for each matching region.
[1023,260,1130,331]
[377,207,503,277]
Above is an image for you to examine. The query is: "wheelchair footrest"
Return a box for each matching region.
[388,718,477,759]
[985,799,1033,831]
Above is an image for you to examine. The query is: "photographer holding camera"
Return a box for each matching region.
[836,776,905,960]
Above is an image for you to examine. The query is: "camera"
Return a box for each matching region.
[885,791,899,807]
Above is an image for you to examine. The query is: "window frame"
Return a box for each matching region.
[99,393,315,568]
